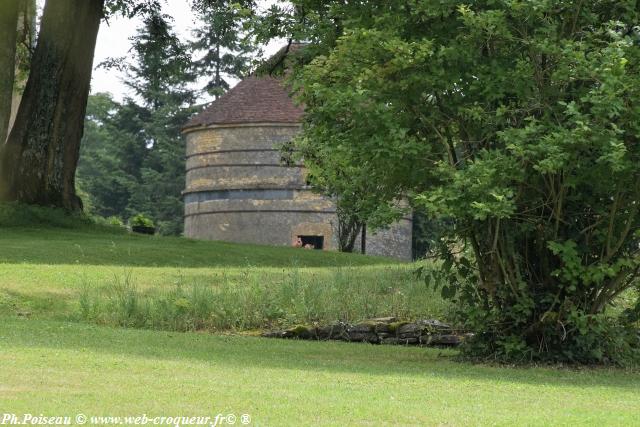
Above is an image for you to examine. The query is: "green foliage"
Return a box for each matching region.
[124,12,195,236]
[263,0,640,364]
[129,213,155,228]
[412,213,450,260]
[126,11,195,109]
[78,12,195,235]
[103,0,162,19]
[189,0,256,98]
[77,94,143,219]
[104,216,125,228]
[293,130,406,250]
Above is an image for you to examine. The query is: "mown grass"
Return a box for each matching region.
[0,209,394,268]
[0,226,394,268]
[1,318,639,426]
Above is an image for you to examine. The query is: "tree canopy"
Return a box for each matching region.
[265,0,640,364]
[189,0,257,98]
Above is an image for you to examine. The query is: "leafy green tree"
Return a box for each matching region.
[294,134,405,253]
[190,0,257,98]
[77,94,145,217]
[126,101,192,235]
[264,0,640,364]
[126,12,195,109]
[126,12,195,234]
[79,11,195,235]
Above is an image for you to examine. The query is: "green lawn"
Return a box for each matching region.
[0,226,392,268]
[1,219,639,426]
[0,227,444,329]
[1,318,639,426]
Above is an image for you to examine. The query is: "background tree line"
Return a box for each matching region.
[0,0,255,234]
[77,1,256,234]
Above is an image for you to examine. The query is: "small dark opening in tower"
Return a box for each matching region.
[299,235,324,250]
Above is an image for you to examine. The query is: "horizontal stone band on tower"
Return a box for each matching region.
[185,148,283,159]
[184,189,296,204]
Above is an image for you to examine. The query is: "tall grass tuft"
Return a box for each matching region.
[76,266,448,332]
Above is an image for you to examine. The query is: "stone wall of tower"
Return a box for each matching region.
[184,124,339,249]
[183,124,413,260]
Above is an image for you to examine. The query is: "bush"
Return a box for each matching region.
[129,213,155,228]
[91,215,126,229]
[106,216,125,227]
[289,0,640,365]
[458,299,640,366]
[421,262,640,365]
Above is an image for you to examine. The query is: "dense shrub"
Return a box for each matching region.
[129,213,155,228]
[276,0,640,364]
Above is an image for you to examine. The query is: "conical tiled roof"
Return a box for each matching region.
[184,75,304,129]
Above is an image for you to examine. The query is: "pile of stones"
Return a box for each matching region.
[262,317,467,347]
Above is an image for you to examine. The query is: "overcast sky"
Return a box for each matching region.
[36,0,284,102]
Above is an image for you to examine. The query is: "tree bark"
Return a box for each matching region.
[0,0,20,144]
[0,0,105,211]
[10,0,37,137]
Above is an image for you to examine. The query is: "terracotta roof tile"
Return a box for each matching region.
[184,76,304,129]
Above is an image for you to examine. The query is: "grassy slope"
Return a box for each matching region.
[1,219,639,425]
[2,318,639,426]
[0,227,445,326]
[0,227,393,268]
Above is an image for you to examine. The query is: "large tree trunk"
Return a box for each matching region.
[0,0,105,211]
[0,0,20,144]
[10,0,38,133]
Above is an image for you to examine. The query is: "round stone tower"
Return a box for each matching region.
[183,55,413,259]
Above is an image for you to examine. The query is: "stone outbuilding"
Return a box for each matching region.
[182,50,412,260]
